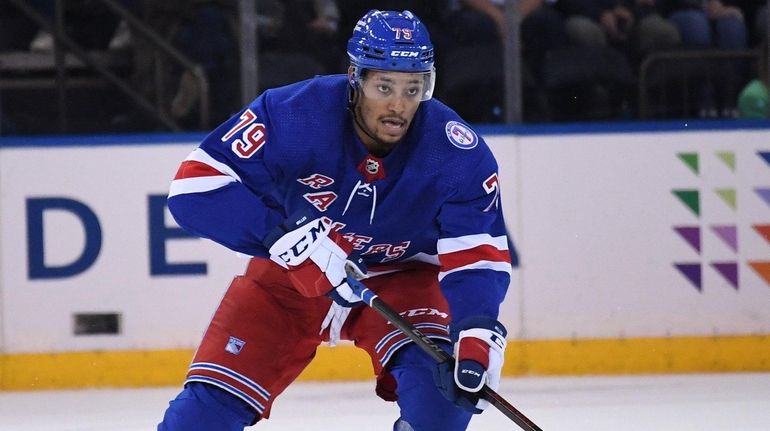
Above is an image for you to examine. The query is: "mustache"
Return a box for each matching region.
[380,116,407,123]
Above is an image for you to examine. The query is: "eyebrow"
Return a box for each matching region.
[373,76,422,85]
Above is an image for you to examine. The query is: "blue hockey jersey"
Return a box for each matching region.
[168,75,511,322]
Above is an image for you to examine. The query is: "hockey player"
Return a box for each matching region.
[159,9,512,431]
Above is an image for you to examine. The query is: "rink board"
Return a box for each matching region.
[1,122,769,389]
[1,335,769,390]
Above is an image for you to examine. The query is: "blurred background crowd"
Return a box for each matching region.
[0,0,767,135]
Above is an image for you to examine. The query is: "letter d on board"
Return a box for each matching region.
[27,197,102,279]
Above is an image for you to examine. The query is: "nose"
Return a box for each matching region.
[387,94,406,113]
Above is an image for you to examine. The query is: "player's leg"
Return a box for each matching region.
[158,381,255,431]
[389,343,473,431]
[344,267,466,431]
[158,260,331,430]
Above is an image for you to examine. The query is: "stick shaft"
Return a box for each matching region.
[351,279,543,431]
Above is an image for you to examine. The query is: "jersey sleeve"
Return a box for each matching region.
[437,148,512,323]
[167,94,285,257]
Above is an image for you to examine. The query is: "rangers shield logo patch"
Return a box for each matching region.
[445,121,478,150]
[225,336,246,355]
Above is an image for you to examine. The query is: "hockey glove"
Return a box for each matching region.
[265,213,367,306]
[433,316,507,414]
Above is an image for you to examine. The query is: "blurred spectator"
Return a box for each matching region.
[665,0,747,49]
[169,1,238,122]
[632,0,683,60]
[24,0,139,51]
[737,37,768,118]
[448,0,567,80]
[548,0,680,119]
[555,0,680,64]
[439,0,567,122]
[166,0,345,124]
[755,4,768,44]
[662,0,749,117]
[127,0,238,127]
[0,0,140,135]
[255,0,344,91]
[721,1,768,46]
[0,1,40,51]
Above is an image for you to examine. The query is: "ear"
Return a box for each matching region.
[347,65,356,85]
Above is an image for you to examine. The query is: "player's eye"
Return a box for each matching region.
[377,84,392,94]
[405,87,421,98]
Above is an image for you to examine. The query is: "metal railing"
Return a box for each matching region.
[4,0,210,132]
[639,49,761,119]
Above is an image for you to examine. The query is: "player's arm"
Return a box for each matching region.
[433,150,512,413]
[167,99,285,257]
[436,163,511,322]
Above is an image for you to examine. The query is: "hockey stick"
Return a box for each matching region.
[345,276,543,431]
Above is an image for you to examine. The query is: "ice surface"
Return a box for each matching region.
[0,373,768,430]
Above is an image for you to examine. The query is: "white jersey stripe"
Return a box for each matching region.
[169,176,236,197]
[438,260,512,281]
[375,323,448,352]
[186,148,242,182]
[185,376,265,413]
[437,233,508,254]
[189,362,271,399]
[380,335,452,366]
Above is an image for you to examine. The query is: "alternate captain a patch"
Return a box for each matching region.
[445,121,478,150]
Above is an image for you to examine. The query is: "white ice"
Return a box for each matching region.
[1,373,768,430]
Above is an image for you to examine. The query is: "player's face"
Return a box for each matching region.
[355,70,424,156]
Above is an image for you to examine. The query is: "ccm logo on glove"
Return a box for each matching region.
[265,213,365,301]
[271,217,331,266]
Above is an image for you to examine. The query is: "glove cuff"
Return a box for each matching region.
[456,334,495,368]
[450,316,508,342]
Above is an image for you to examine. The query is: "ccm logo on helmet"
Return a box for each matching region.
[390,50,419,58]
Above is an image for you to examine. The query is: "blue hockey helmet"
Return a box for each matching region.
[347,10,436,101]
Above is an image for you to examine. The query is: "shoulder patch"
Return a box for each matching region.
[444,121,478,150]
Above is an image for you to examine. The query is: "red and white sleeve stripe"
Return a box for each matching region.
[437,233,512,281]
[168,148,242,198]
